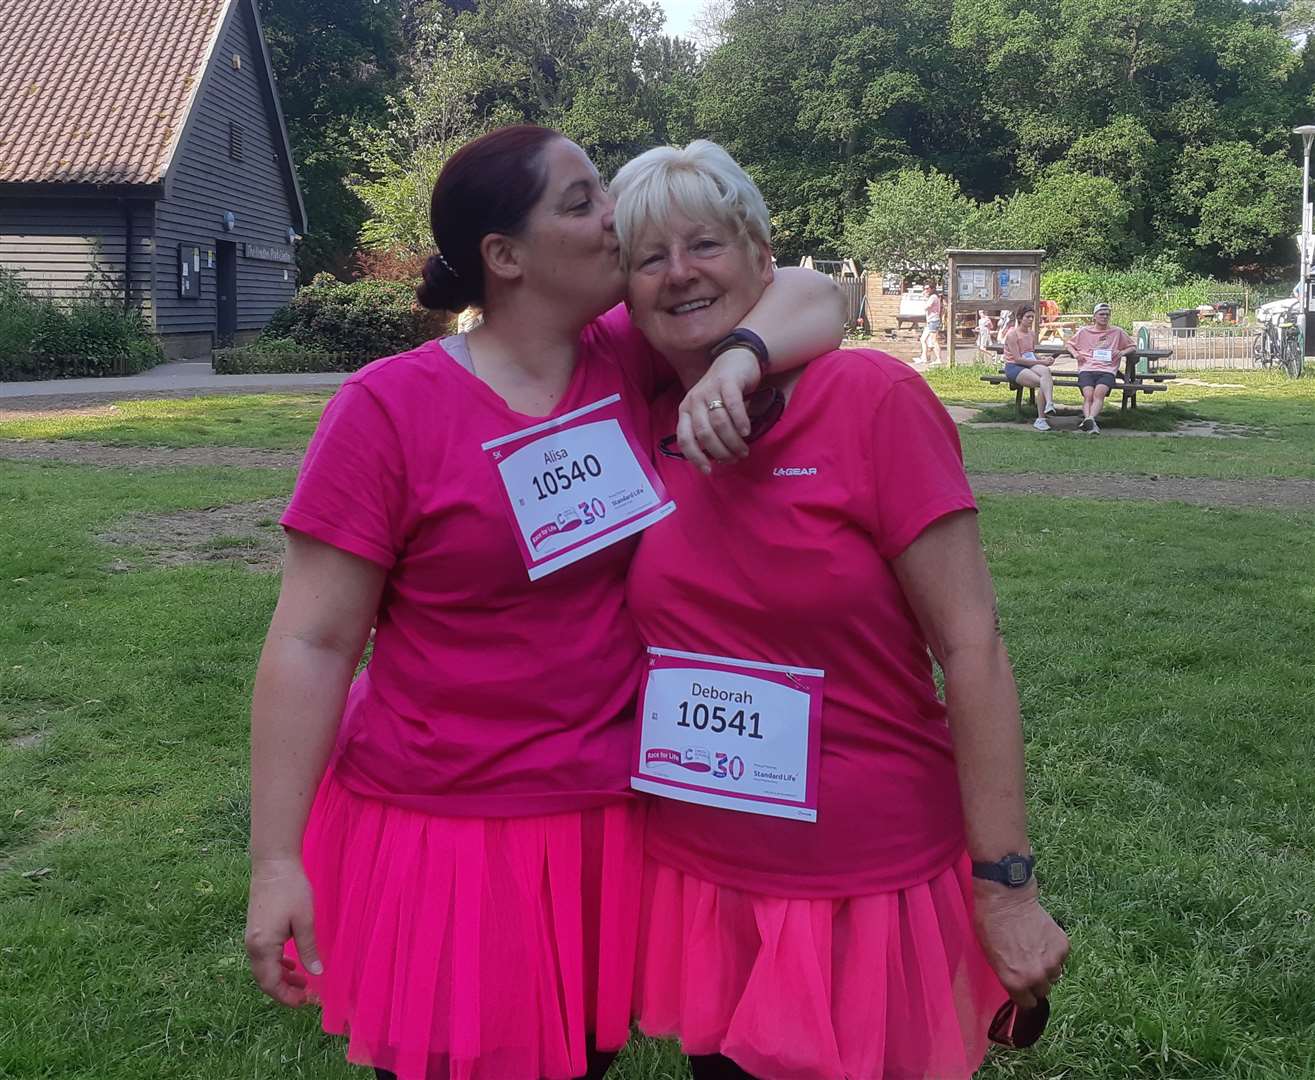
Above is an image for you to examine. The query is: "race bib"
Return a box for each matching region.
[632,647,823,822]
[482,394,675,580]
[1092,347,1113,363]
[1022,351,1038,362]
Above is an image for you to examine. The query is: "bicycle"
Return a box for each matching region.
[1253,317,1304,378]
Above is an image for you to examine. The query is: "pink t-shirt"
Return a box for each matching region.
[282,306,660,817]
[1068,324,1133,372]
[626,350,976,897]
[1002,327,1038,363]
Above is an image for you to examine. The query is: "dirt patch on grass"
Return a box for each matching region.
[971,472,1315,510]
[958,407,1260,439]
[6,730,47,751]
[0,439,302,470]
[98,497,288,572]
[0,404,121,423]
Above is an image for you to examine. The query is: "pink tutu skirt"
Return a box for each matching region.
[287,770,645,1080]
[633,853,1007,1080]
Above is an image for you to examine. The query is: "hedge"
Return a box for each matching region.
[0,269,165,381]
[212,338,364,375]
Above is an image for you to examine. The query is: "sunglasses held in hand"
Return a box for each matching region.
[659,386,785,460]
[988,996,1050,1049]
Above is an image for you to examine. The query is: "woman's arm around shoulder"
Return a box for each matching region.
[678,267,846,469]
[245,532,386,1007]
[892,511,1069,1008]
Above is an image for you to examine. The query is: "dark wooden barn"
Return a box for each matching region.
[0,0,307,358]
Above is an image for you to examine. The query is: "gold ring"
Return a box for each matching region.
[707,399,725,411]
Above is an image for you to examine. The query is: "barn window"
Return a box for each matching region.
[229,122,244,161]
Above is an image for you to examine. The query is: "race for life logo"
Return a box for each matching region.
[529,506,583,551]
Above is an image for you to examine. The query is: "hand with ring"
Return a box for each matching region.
[675,348,761,471]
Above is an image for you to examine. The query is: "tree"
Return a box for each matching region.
[1165,142,1300,270]
[258,0,406,279]
[998,166,1138,266]
[844,169,998,276]
[351,27,515,254]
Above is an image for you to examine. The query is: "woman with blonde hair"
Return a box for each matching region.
[612,140,1069,1080]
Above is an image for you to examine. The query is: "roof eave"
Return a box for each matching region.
[0,180,165,200]
[246,0,307,233]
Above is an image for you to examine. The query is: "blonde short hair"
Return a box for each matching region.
[610,140,771,270]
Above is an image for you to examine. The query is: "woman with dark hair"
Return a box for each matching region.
[243,125,845,1080]
[1002,306,1057,432]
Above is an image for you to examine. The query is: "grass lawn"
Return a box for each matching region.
[0,393,329,450]
[924,366,1315,481]
[2,387,1313,1078]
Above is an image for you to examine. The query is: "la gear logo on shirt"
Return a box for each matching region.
[773,466,817,477]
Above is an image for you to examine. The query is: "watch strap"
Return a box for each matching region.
[971,852,1036,888]
[710,327,771,375]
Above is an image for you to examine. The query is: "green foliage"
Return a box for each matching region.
[350,0,699,254]
[211,338,356,375]
[845,169,996,275]
[260,274,446,363]
[256,0,1315,280]
[257,0,407,279]
[997,167,1137,266]
[1165,142,1300,264]
[1039,261,1225,322]
[0,270,164,381]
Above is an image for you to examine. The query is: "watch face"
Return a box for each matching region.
[1007,860,1028,885]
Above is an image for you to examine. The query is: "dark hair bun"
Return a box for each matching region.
[416,254,470,313]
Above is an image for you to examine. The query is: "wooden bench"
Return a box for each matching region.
[980,371,1174,414]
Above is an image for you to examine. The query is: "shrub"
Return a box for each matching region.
[261,273,447,363]
[350,247,427,284]
[1040,261,1222,324]
[212,337,357,375]
[0,270,165,381]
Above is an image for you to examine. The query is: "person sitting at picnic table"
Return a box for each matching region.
[919,285,944,364]
[1002,305,1057,432]
[1064,302,1135,434]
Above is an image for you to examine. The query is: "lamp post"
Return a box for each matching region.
[1293,125,1315,360]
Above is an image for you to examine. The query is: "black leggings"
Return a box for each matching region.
[374,1044,617,1080]
[689,1055,758,1080]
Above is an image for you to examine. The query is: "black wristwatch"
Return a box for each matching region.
[971,852,1036,888]
[710,327,771,376]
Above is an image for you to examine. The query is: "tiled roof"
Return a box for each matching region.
[0,0,228,186]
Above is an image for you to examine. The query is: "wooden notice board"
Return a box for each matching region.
[944,250,1044,366]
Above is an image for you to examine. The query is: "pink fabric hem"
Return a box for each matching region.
[634,853,1007,1080]
[288,770,644,1080]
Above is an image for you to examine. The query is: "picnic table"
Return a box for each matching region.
[981,342,1176,413]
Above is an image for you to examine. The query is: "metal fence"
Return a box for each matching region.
[836,277,864,328]
[1142,324,1261,370]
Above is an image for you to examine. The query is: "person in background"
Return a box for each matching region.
[1064,302,1134,434]
[1002,306,1057,432]
[919,285,944,364]
[612,139,1068,1080]
[976,309,995,362]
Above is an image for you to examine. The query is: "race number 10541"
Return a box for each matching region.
[676,700,764,739]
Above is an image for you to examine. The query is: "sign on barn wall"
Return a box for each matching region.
[243,242,295,264]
